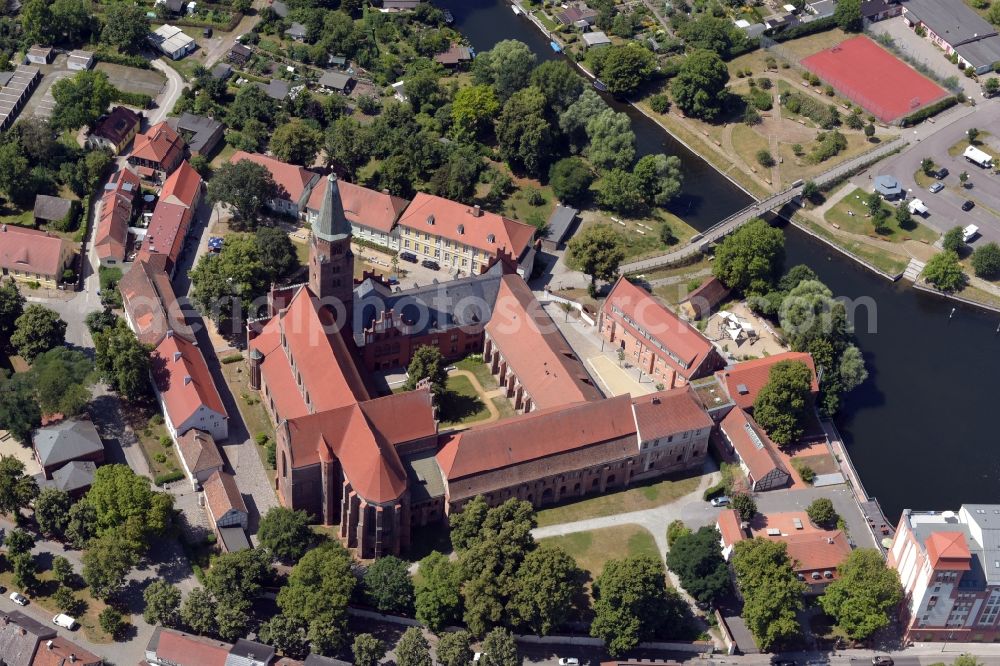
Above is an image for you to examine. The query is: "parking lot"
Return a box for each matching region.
[95,62,167,97]
[22,70,71,120]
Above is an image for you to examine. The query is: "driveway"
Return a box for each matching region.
[148,59,185,126]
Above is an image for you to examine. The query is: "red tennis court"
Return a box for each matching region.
[800,35,948,123]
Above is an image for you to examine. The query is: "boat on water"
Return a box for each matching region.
[593,79,608,92]
[550,40,561,52]
[512,4,522,15]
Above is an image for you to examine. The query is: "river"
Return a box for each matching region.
[439,0,1000,521]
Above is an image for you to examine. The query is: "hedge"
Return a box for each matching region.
[702,482,726,501]
[900,96,958,127]
[767,15,836,43]
[92,47,151,70]
[155,470,185,486]
[114,89,153,109]
[221,353,245,364]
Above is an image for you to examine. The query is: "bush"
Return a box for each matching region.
[221,353,244,364]
[154,471,185,486]
[746,86,772,111]
[972,242,1000,279]
[756,149,775,168]
[792,459,816,484]
[666,519,691,547]
[781,91,840,128]
[768,14,836,42]
[92,47,151,69]
[900,97,958,127]
[703,482,726,501]
[808,130,848,164]
[649,94,671,113]
[113,90,153,109]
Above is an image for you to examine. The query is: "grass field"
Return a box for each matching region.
[455,356,498,391]
[535,473,702,528]
[824,188,939,244]
[220,360,276,474]
[439,375,491,427]
[132,410,184,483]
[793,214,910,276]
[540,524,660,582]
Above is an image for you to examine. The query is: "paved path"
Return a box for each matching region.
[446,368,501,425]
[148,59,185,126]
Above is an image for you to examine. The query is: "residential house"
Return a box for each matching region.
[0,225,72,288]
[67,49,94,70]
[135,161,202,275]
[284,22,307,41]
[889,504,1000,642]
[227,639,275,666]
[211,63,233,81]
[228,43,252,66]
[679,276,730,321]
[145,627,234,666]
[599,276,727,389]
[582,31,611,48]
[862,0,903,24]
[32,195,73,227]
[172,112,224,156]
[718,407,791,491]
[176,428,223,489]
[541,205,579,251]
[203,470,250,552]
[434,44,473,66]
[87,106,141,154]
[317,70,354,93]
[270,0,288,17]
[151,331,229,441]
[305,177,408,250]
[718,509,852,591]
[35,460,97,498]
[258,79,290,101]
[0,611,56,666]
[382,0,421,9]
[229,151,320,216]
[31,635,102,666]
[902,0,1000,73]
[32,419,105,478]
[149,24,196,60]
[25,45,52,64]
[715,351,818,412]
[396,192,537,277]
[94,168,141,266]
[556,4,598,25]
[128,121,186,180]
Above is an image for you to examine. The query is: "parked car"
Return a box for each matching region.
[929,182,944,193]
[962,199,976,211]
[558,660,579,666]
[9,591,27,606]
[710,496,731,507]
[963,224,980,242]
[399,251,418,263]
[52,614,77,630]
[935,167,950,180]
[421,259,440,270]
[872,657,893,666]
[387,276,399,286]
[203,27,213,37]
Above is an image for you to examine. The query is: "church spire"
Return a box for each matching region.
[313,173,350,242]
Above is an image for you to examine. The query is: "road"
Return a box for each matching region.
[148,59,185,126]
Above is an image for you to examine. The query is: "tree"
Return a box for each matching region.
[207,160,280,230]
[50,0,93,46]
[838,344,868,393]
[943,226,965,253]
[51,70,116,132]
[549,158,594,205]
[480,627,519,666]
[181,587,218,635]
[11,305,66,362]
[190,234,272,327]
[259,615,309,659]
[671,49,730,121]
[101,3,150,53]
[666,526,731,606]
[495,87,553,177]
[585,109,635,171]
[921,158,936,177]
[806,498,839,528]
[984,78,1000,97]
[713,218,784,294]
[597,169,644,215]
[633,154,683,207]
[271,120,323,166]
[0,142,34,207]
[435,630,472,666]
[216,602,252,642]
[969,127,980,145]
[756,149,775,168]
[472,40,536,101]
[83,529,140,600]
[325,117,372,179]
[258,506,314,562]
[678,14,745,57]
[752,360,814,447]
[5,528,34,556]
[415,551,464,632]
[84,308,117,335]
[353,633,387,666]
[11,552,37,591]
[0,279,25,340]
[363,555,415,615]
[86,464,173,549]
[592,43,656,97]
[731,538,805,650]
[93,320,150,402]
[820,549,903,640]
[0,376,42,446]
[52,585,76,613]
[0,456,39,517]
[430,146,483,202]
[560,89,607,154]
[895,204,913,229]
[52,556,75,586]
[567,225,625,289]
[801,180,820,202]
[255,227,299,284]
[20,0,51,44]
[98,607,126,638]
[835,0,862,32]
[666,519,691,547]
[404,345,448,395]
[864,123,876,140]
[34,488,71,538]
[31,348,93,417]
[396,627,432,666]
[205,548,273,608]
[65,500,97,549]
[924,251,966,292]
[277,542,355,655]
[591,555,685,656]
[731,492,757,521]
[530,61,582,113]
[451,85,500,141]
[973,242,1000,279]
[143,580,182,627]
[510,546,583,635]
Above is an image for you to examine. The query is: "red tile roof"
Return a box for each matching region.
[683,276,730,319]
[437,395,637,480]
[137,201,192,270]
[782,530,852,575]
[120,254,193,345]
[203,470,247,522]
[486,275,602,410]
[130,121,185,170]
[160,160,202,209]
[398,192,535,258]
[90,106,140,148]
[716,352,818,411]
[632,386,713,441]
[177,429,223,475]
[307,178,409,234]
[230,151,318,205]
[151,333,228,429]
[926,531,972,571]
[357,388,437,447]
[720,407,788,483]
[31,635,101,666]
[603,277,718,380]
[151,627,231,666]
[717,508,746,547]
[0,225,67,278]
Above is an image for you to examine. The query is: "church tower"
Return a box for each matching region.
[309,173,354,315]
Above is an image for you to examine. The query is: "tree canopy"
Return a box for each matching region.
[93,318,151,402]
[820,548,903,640]
[752,360,814,447]
[924,250,967,292]
[671,49,730,121]
[258,506,314,562]
[591,43,656,97]
[51,70,116,132]
[277,542,356,655]
[731,538,805,650]
[363,555,415,615]
[207,160,280,230]
[567,225,626,289]
[0,456,38,517]
[415,551,464,632]
[713,218,784,294]
[404,345,448,395]
[473,40,536,101]
[101,3,150,53]
[11,305,66,362]
[666,526,731,605]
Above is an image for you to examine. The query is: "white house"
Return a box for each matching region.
[151,332,229,442]
[148,25,196,60]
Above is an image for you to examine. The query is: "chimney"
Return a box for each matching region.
[46,640,54,650]
[651,397,661,405]
[471,205,482,217]
[70,655,76,663]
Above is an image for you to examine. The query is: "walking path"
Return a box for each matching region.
[446,369,501,425]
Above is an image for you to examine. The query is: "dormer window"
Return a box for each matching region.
[457,224,464,235]
[427,214,435,225]
[487,233,495,243]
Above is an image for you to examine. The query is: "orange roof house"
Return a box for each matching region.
[484,274,602,412]
[306,177,409,235]
[137,201,192,277]
[600,277,726,389]
[925,531,973,571]
[128,122,185,177]
[176,428,223,487]
[229,151,320,215]
[151,332,228,442]
[0,224,71,288]
[32,635,102,666]
[86,105,141,154]
[719,407,790,492]
[145,626,232,666]
[203,469,248,530]
[716,351,819,411]
[95,168,141,266]
[120,254,193,346]
[159,159,203,209]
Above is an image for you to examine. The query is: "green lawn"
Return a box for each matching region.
[220,360,276,475]
[455,356,498,390]
[133,411,184,484]
[439,375,491,426]
[824,188,939,244]
[503,183,555,230]
[540,524,660,582]
[491,395,516,420]
[948,132,993,158]
[794,214,909,276]
[535,473,702,528]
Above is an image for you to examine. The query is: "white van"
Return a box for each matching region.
[52,614,77,630]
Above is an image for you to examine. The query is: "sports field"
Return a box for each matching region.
[801,35,948,122]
